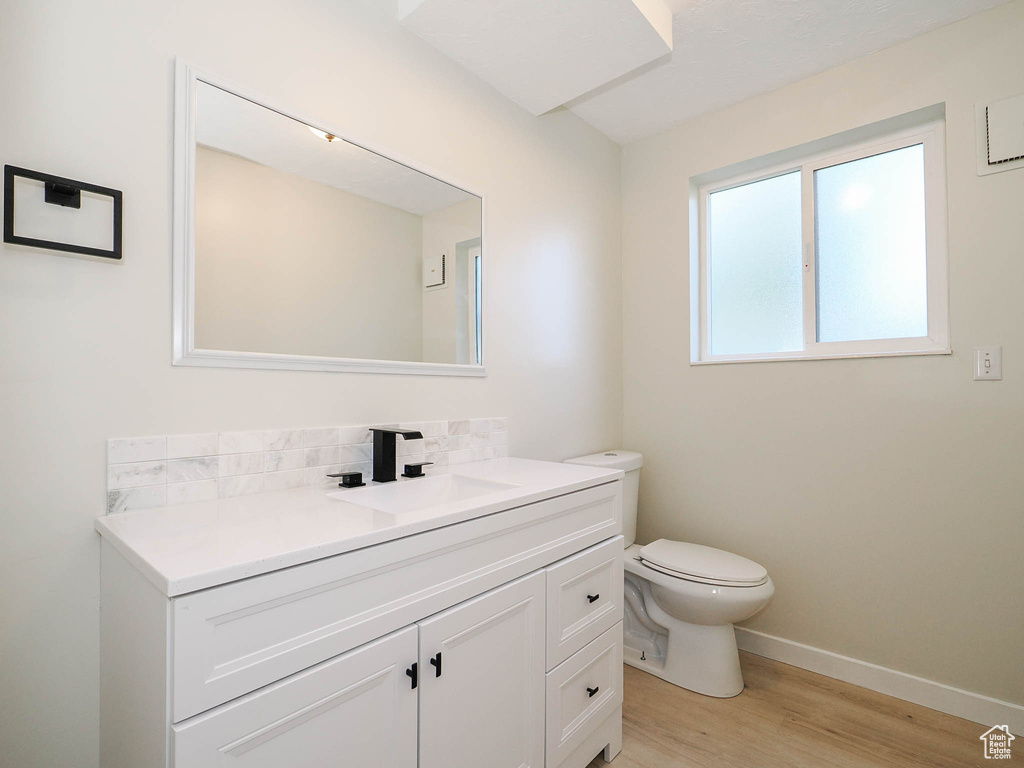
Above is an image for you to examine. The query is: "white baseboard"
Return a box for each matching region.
[735,627,1024,736]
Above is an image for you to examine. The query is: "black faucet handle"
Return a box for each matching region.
[327,471,365,488]
[401,462,433,479]
[369,427,423,440]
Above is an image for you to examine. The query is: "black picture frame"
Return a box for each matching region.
[3,165,123,260]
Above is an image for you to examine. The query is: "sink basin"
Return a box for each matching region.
[329,474,520,514]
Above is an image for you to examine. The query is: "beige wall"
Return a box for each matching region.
[421,198,482,363]
[0,2,622,766]
[194,146,424,361]
[622,1,1024,706]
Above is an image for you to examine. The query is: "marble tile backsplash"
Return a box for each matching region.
[106,418,509,514]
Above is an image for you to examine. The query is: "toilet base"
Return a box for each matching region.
[623,620,744,698]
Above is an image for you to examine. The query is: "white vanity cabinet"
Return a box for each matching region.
[98,465,624,768]
[173,573,546,768]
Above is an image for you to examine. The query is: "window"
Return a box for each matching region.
[695,119,948,363]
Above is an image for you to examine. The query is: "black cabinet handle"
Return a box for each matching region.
[406,663,418,689]
[587,593,600,603]
[587,686,600,697]
[429,652,442,678]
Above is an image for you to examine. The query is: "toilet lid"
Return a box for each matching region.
[638,540,768,586]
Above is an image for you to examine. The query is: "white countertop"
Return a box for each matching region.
[95,458,622,597]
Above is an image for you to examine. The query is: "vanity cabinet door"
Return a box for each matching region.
[172,626,417,768]
[418,571,545,768]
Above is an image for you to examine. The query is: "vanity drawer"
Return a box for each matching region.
[545,622,623,768]
[172,481,621,722]
[545,536,623,669]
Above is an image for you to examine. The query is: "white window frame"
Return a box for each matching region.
[695,120,949,364]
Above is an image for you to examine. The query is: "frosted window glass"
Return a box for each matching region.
[708,172,802,356]
[814,145,928,342]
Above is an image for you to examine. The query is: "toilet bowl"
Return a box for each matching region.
[623,542,774,697]
[565,451,774,698]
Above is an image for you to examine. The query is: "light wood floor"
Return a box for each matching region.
[588,652,1021,768]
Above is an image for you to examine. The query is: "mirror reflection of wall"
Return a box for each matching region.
[191,80,483,366]
[421,200,483,365]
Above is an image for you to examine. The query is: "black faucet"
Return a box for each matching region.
[369,428,423,483]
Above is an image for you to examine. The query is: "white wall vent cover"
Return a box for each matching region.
[976,92,1024,176]
[398,0,673,116]
[424,253,446,289]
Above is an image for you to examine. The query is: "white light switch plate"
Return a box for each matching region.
[974,346,1002,381]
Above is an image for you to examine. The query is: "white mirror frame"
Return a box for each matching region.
[172,58,487,376]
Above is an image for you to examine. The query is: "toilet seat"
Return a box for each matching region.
[638,539,769,587]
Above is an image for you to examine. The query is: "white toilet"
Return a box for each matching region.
[565,450,774,698]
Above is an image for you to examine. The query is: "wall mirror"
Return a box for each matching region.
[173,60,485,375]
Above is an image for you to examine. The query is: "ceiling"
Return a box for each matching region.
[389,0,1013,145]
[570,0,1012,144]
[399,0,672,115]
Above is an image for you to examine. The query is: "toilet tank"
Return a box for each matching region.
[564,450,643,547]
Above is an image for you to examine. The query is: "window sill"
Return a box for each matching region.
[691,347,952,366]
